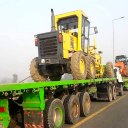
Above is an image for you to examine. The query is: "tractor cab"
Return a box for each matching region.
[55,10,97,55]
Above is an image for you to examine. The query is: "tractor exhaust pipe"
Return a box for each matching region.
[51,9,56,31]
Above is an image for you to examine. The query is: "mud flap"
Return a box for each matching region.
[24,110,44,128]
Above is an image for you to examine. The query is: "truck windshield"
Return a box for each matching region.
[115,57,126,63]
[58,16,78,32]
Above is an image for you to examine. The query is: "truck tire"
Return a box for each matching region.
[49,75,61,81]
[105,62,114,78]
[119,84,123,96]
[44,98,65,128]
[112,85,116,100]
[30,58,47,82]
[107,85,113,102]
[71,52,87,80]
[58,95,68,104]
[79,92,91,117]
[86,56,96,79]
[64,95,80,124]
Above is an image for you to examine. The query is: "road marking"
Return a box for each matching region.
[70,94,127,128]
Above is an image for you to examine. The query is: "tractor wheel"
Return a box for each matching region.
[79,92,91,117]
[86,56,96,79]
[44,98,65,128]
[49,75,62,81]
[64,95,80,124]
[105,62,114,78]
[71,52,87,80]
[30,58,47,82]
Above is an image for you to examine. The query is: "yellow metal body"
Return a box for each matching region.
[55,10,88,59]
[88,37,104,77]
[54,10,104,78]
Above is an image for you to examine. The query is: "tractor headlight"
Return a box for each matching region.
[41,59,45,63]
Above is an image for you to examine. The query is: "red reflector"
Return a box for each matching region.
[0,107,5,112]
[35,38,38,46]
[59,34,63,43]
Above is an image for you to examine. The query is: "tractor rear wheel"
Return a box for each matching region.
[86,56,96,79]
[105,62,114,78]
[71,52,87,80]
[30,58,47,82]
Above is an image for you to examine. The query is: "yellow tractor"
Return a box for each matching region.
[30,9,114,82]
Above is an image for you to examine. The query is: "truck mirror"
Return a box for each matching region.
[94,27,98,34]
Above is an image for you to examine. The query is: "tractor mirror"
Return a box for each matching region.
[94,27,98,34]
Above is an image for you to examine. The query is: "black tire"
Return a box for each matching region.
[58,95,68,104]
[64,95,80,124]
[112,85,116,100]
[119,84,123,96]
[107,85,113,102]
[49,75,62,81]
[86,56,96,79]
[30,58,47,82]
[105,62,114,78]
[44,98,65,128]
[71,52,87,80]
[79,92,91,117]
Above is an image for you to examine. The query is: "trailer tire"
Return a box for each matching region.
[44,98,65,128]
[64,95,80,124]
[58,95,68,104]
[86,56,96,79]
[119,84,123,96]
[112,85,116,100]
[71,52,87,80]
[30,58,47,82]
[79,92,91,117]
[49,75,62,81]
[105,62,114,78]
[107,85,113,102]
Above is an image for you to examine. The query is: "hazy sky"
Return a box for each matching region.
[0,0,128,81]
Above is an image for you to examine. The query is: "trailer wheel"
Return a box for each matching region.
[107,85,113,102]
[105,62,114,78]
[30,58,47,82]
[119,84,123,96]
[112,85,116,100]
[44,98,65,128]
[49,75,62,81]
[64,95,80,124]
[86,56,96,79]
[71,52,87,80]
[58,95,67,104]
[79,92,91,117]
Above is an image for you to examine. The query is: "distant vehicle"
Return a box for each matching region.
[115,55,128,76]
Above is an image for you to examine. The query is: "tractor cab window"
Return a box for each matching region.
[81,16,90,53]
[58,16,78,33]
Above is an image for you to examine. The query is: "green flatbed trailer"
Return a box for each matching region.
[0,77,126,128]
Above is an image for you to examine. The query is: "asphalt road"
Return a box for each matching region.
[64,91,128,128]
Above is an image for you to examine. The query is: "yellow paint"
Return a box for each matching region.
[70,94,127,128]
[63,50,69,59]
[80,58,85,74]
